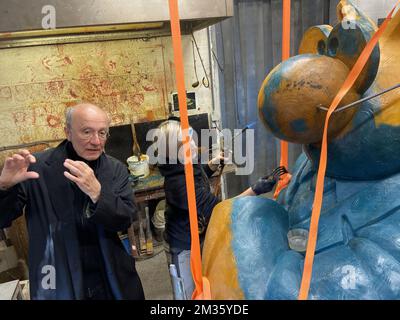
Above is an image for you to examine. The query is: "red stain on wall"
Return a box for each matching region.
[65,101,76,107]
[47,80,64,95]
[47,115,61,128]
[0,87,12,100]
[142,84,156,92]
[64,56,72,65]
[98,80,113,96]
[12,112,27,124]
[79,65,96,79]
[111,114,125,124]
[42,57,51,70]
[146,110,155,121]
[131,93,144,106]
[108,60,117,70]
[69,89,78,98]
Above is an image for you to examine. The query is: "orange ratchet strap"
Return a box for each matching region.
[168,0,211,300]
[298,0,400,300]
[274,0,292,199]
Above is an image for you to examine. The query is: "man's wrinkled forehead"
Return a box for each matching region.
[71,105,110,128]
[74,116,109,129]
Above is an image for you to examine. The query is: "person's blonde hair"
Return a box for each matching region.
[157,120,197,162]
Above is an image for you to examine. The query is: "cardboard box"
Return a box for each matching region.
[0,245,18,273]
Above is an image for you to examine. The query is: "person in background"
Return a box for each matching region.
[155,119,287,299]
[0,103,144,300]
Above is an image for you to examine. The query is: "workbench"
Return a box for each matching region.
[127,168,165,259]
[126,166,226,259]
[133,168,165,203]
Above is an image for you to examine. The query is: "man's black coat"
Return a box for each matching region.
[0,140,144,300]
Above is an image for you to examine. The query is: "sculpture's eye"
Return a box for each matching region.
[326,17,379,94]
[299,25,332,56]
[317,40,326,55]
[328,37,339,56]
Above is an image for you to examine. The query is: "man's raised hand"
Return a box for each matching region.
[0,149,39,190]
[63,159,101,203]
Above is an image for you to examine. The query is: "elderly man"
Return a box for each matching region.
[0,103,144,300]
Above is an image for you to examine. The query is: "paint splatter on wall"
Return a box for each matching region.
[0,37,170,148]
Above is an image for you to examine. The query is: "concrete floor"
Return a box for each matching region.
[135,244,174,300]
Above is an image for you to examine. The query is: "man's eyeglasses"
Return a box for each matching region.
[78,129,110,141]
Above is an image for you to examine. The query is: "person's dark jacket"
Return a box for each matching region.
[0,140,144,300]
[158,162,219,250]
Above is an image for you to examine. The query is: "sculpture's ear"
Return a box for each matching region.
[327,0,380,94]
[299,25,333,55]
[299,1,379,95]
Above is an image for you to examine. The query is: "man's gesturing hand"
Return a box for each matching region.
[63,159,101,203]
[0,149,39,190]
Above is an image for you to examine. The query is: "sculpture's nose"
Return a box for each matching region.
[258,54,360,144]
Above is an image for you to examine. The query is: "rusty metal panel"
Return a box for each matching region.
[0,37,169,150]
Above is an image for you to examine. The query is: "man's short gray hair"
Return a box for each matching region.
[65,103,110,130]
[65,107,75,130]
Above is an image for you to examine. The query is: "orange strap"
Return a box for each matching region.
[168,0,209,300]
[274,0,291,199]
[298,1,400,300]
[281,0,291,62]
[193,277,211,300]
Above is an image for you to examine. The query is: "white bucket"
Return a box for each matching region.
[127,154,150,179]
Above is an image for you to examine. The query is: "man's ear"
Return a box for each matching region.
[64,127,71,141]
